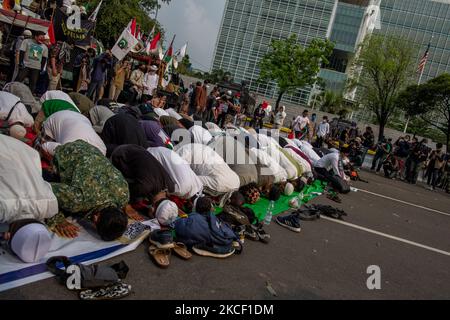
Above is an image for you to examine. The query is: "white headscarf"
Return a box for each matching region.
[40,90,79,110]
[89,105,115,134]
[0,92,34,127]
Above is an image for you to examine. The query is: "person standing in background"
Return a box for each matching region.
[16,31,48,95]
[110,59,131,102]
[316,116,330,148]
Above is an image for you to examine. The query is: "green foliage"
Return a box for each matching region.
[348,34,417,141]
[258,35,334,108]
[205,69,233,84]
[176,54,193,75]
[78,0,170,47]
[397,73,450,150]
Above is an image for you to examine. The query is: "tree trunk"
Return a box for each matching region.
[447,117,450,153]
[378,122,386,142]
[276,90,285,111]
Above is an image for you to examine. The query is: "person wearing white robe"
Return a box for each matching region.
[189,125,213,145]
[0,134,58,223]
[176,143,240,195]
[148,147,203,199]
[42,110,107,156]
[0,92,34,127]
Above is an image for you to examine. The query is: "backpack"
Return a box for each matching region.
[175,212,239,249]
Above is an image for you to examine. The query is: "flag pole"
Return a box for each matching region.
[404,44,429,134]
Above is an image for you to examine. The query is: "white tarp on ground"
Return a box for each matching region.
[0,219,159,292]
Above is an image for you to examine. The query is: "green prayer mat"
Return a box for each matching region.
[215,180,327,222]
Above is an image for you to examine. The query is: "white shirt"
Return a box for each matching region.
[293,116,310,132]
[176,143,240,194]
[43,110,107,156]
[0,135,58,223]
[314,151,341,177]
[148,147,203,199]
[143,73,159,95]
[189,125,213,145]
[0,92,34,127]
[317,121,330,138]
[293,139,321,163]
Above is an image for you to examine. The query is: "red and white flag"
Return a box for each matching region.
[417,43,431,74]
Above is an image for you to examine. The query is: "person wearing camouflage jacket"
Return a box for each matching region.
[47,140,130,241]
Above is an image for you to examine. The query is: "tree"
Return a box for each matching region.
[177,54,192,75]
[347,34,417,142]
[258,35,334,110]
[206,69,233,84]
[316,90,344,114]
[78,0,170,47]
[398,73,450,151]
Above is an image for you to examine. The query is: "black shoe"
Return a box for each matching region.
[150,230,175,250]
[276,214,301,233]
[192,244,235,259]
[297,207,321,221]
[256,227,271,244]
[244,225,259,241]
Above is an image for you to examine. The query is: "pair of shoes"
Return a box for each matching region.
[425,186,435,191]
[276,213,301,233]
[297,207,321,221]
[327,193,342,204]
[149,231,193,268]
[192,244,235,259]
[150,230,175,249]
[244,225,259,241]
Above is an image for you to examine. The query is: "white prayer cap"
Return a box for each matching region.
[150,65,158,71]
[9,124,27,140]
[155,200,179,227]
[41,142,60,156]
[284,183,294,196]
[10,223,52,263]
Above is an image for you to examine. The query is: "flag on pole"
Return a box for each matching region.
[162,57,173,87]
[136,26,141,40]
[48,19,56,45]
[88,0,103,22]
[163,35,176,63]
[149,32,161,51]
[112,27,139,61]
[128,18,137,37]
[158,43,164,60]
[146,25,155,46]
[417,43,431,74]
[177,43,188,59]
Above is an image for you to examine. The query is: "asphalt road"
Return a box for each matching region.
[1,171,450,300]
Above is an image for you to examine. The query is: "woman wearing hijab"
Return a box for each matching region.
[111,145,175,204]
[101,112,149,158]
[3,82,41,114]
[88,105,115,134]
[140,119,171,148]
[34,90,80,133]
[0,91,34,128]
[41,109,107,156]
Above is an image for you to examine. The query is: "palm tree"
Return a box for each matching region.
[316,90,344,114]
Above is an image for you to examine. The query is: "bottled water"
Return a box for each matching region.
[264,200,275,225]
[298,191,305,204]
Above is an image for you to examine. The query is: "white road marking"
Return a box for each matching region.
[354,188,450,217]
[321,216,450,257]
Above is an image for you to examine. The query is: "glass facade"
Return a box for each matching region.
[213,0,450,106]
[376,0,450,83]
[212,0,337,105]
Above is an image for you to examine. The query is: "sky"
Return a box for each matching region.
[157,0,226,72]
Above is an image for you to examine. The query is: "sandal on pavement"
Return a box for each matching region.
[148,245,171,268]
[172,243,192,260]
